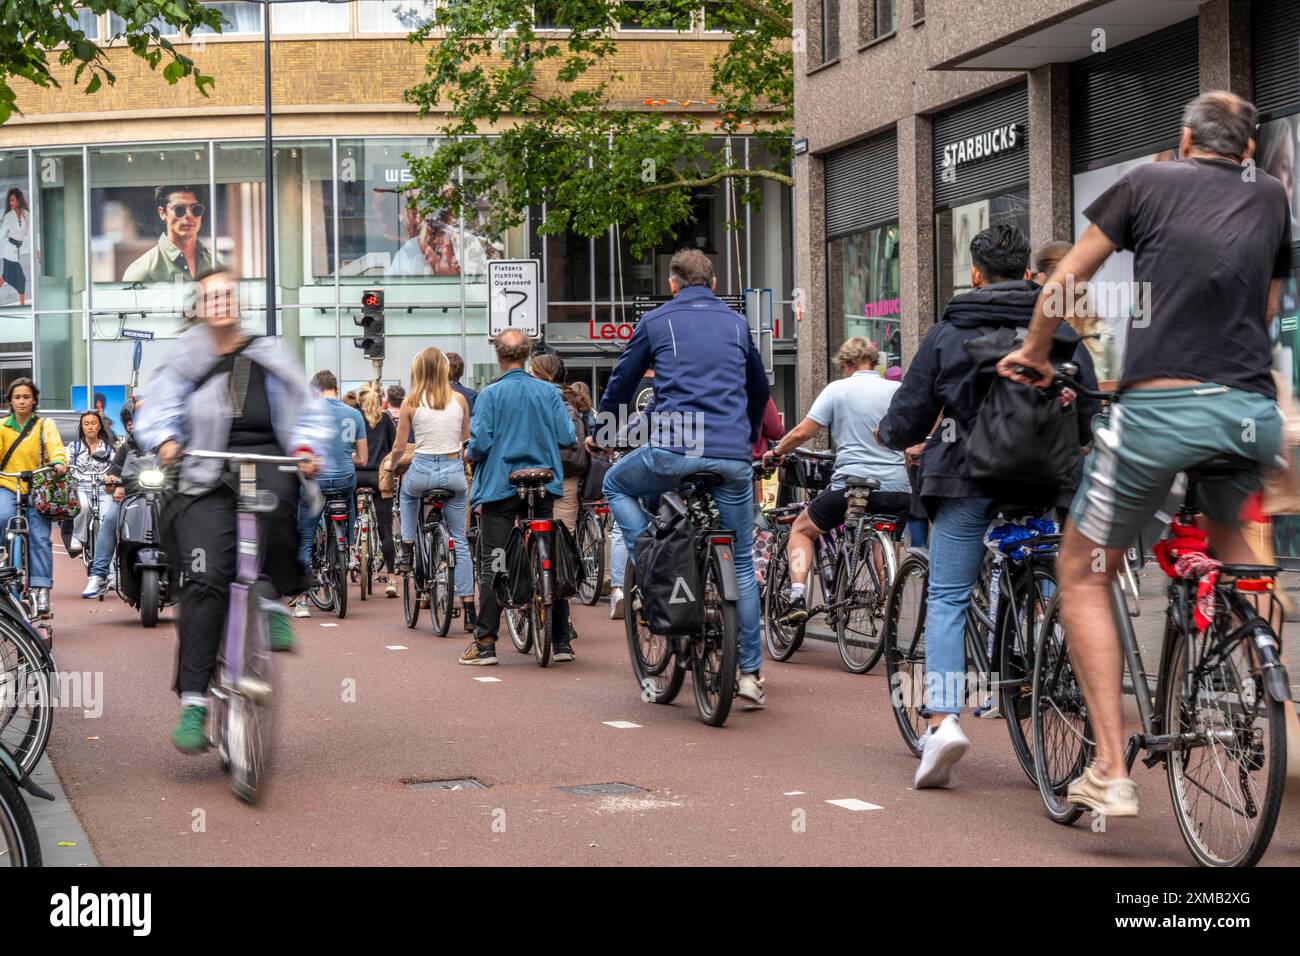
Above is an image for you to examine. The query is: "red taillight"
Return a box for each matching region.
[873,521,896,532]
[775,514,796,526]
[447,539,454,550]
[542,558,551,570]
[529,519,553,533]
[710,536,731,544]
[594,504,610,515]
[330,513,346,521]
[1235,578,1273,592]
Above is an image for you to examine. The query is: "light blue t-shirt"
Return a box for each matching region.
[806,370,909,492]
[319,396,366,479]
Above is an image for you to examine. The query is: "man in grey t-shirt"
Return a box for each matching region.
[766,337,909,624]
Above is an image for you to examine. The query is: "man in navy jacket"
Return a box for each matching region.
[592,248,771,707]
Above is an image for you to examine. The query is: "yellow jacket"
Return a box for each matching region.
[0,415,66,493]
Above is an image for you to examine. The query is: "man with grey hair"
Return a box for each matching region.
[999,90,1291,819]
[592,247,772,708]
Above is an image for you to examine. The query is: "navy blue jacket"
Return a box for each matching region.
[599,285,769,462]
[877,280,1100,509]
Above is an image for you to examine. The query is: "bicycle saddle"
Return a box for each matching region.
[421,488,456,503]
[1185,454,1257,480]
[682,470,725,490]
[509,467,554,486]
[844,476,881,491]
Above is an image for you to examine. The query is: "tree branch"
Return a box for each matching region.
[638,167,794,193]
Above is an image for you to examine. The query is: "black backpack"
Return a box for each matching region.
[962,325,1084,489]
[634,509,703,636]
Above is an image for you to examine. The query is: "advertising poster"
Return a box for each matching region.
[0,157,33,308]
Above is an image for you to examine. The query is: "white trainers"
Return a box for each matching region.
[609,587,625,620]
[81,575,106,599]
[914,715,970,789]
[1066,764,1139,818]
[67,537,83,556]
[292,599,311,619]
[737,672,766,709]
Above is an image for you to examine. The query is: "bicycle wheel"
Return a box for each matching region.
[0,766,40,867]
[402,531,423,628]
[998,563,1055,787]
[835,532,893,674]
[763,542,805,662]
[693,555,738,727]
[530,545,554,667]
[883,551,929,756]
[1030,591,1089,825]
[576,508,604,606]
[307,521,334,612]
[625,560,684,704]
[0,621,53,778]
[82,513,96,574]
[1164,623,1286,867]
[430,526,454,637]
[505,607,532,653]
[357,517,369,602]
[227,590,277,804]
[332,541,348,619]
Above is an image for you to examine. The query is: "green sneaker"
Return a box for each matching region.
[267,611,297,652]
[171,705,209,754]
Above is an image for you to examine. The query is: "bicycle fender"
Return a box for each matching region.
[1252,627,1291,702]
[536,536,553,605]
[133,548,169,571]
[904,546,929,562]
[712,542,740,602]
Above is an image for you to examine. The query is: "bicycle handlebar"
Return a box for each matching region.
[183,450,311,465]
[0,465,59,480]
[1016,362,1119,402]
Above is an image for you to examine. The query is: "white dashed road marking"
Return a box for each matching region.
[474,676,502,683]
[602,720,642,729]
[825,798,882,811]
[385,645,408,651]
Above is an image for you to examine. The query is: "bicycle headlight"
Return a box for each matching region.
[137,469,166,490]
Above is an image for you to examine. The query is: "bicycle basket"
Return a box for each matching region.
[778,455,833,491]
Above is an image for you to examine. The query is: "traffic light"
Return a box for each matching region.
[354,288,385,359]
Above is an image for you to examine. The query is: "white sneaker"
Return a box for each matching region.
[292,599,311,619]
[609,587,625,620]
[67,537,83,556]
[737,672,766,709]
[81,575,106,599]
[914,715,969,789]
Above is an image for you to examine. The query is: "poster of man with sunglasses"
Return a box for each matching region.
[120,184,225,284]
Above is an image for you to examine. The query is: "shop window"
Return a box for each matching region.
[359,1,437,32]
[827,222,901,373]
[935,187,1028,314]
[0,152,33,311]
[193,2,262,34]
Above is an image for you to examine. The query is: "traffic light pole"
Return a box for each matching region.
[262,4,276,337]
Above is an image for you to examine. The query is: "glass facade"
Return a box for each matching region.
[0,136,793,411]
[826,222,901,374]
[935,186,1028,310]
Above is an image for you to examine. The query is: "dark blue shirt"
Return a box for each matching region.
[467,368,576,506]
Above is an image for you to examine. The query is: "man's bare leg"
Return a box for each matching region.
[787,510,821,588]
[1057,522,1129,781]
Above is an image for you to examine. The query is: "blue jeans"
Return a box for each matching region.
[609,523,628,588]
[298,473,357,569]
[924,497,992,714]
[399,454,472,598]
[604,446,762,674]
[90,497,119,579]
[908,516,929,549]
[0,494,53,589]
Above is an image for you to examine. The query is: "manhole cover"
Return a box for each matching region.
[560,783,645,797]
[406,778,487,791]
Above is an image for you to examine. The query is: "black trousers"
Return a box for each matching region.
[356,469,395,572]
[474,494,569,643]
[169,460,303,697]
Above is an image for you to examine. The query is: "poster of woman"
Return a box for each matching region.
[0,181,32,308]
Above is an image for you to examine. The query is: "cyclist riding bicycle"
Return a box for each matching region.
[590,248,771,707]
[999,91,1291,819]
[393,346,475,630]
[0,377,67,617]
[463,328,577,665]
[66,410,119,598]
[135,266,330,754]
[766,337,910,625]
[877,223,1099,790]
[294,370,367,618]
[355,384,397,597]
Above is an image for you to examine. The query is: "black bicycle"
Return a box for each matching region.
[882,508,1059,786]
[307,491,350,619]
[624,467,749,727]
[575,497,608,606]
[499,469,562,666]
[0,742,49,866]
[1031,372,1288,867]
[0,564,55,780]
[402,482,459,637]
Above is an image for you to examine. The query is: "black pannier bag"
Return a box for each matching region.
[492,525,534,609]
[552,519,584,600]
[634,509,703,635]
[962,326,1083,489]
[776,453,833,491]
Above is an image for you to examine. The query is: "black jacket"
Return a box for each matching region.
[877,280,1101,511]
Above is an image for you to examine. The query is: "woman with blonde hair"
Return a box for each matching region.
[1033,240,1114,382]
[392,347,475,629]
[355,384,398,596]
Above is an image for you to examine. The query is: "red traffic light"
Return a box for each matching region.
[361,289,383,309]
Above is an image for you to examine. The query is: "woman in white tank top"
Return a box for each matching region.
[392,347,475,626]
